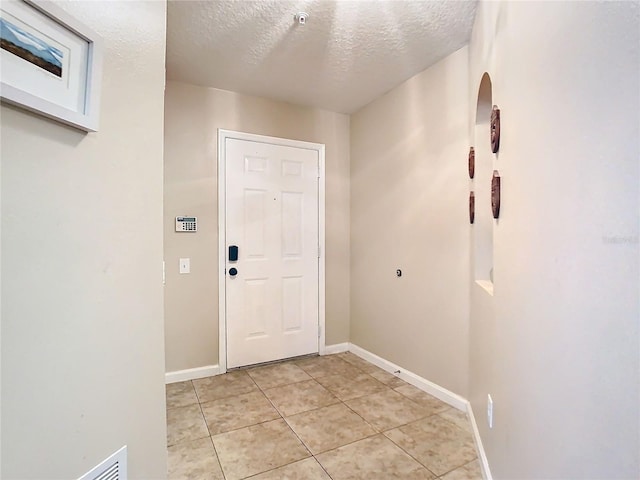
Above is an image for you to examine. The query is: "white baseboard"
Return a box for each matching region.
[348,343,468,411]
[348,343,491,478]
[467,402,493,480]
[167,344,492,478]
[165,365,220,384]
[323,342,350,355]
[167,342,350,383]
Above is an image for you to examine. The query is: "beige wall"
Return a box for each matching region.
[468,1,639,478]
[0,2,167,479]
[165,3,639,477]
[350,47,470,397]
[164,82,350,372]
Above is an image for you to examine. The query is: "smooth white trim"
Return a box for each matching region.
[347,343,491,478]
[317,150,326,355]
[467,402,493,480]
[323,342,350,355]
[348,343,468,411]
[217,129,326,374]
[165,365,220,384]
[217,130,228,374]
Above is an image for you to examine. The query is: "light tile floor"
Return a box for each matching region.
[166,352,483,480]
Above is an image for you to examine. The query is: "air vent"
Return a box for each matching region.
[78,446,127,480]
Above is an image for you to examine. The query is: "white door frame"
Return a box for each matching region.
[217,129,326,373]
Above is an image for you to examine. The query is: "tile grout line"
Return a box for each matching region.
[198,388,229,480]
[380,428,439,478]
[334,394,442,477]
[169,354,478,480]
[238,357,372,479]
[244,366,321,479]
[206,435,227,480]
[435,457,482,479]
[320,355,473,477]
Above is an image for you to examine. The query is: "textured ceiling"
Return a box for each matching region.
[166,0,477,114]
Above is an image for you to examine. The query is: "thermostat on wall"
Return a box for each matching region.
[176,216,197,232]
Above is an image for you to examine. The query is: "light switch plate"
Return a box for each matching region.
[179,258,190,274]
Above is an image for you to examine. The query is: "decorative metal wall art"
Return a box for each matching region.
[468,147,475,179]
[491,106,500,153]
[469,191,475,224]
[491,170,501,219]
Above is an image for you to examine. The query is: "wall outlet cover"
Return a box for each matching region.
[179,258,190,274]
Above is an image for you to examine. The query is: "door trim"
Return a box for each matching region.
[217,129,326,373]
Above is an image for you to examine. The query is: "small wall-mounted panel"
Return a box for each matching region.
[175,216,197,232]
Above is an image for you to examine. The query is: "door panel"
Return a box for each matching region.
[226,138,319,368]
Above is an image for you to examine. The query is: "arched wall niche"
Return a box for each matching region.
[473,73,494,290]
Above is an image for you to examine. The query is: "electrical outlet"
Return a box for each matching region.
[487,394,494,428]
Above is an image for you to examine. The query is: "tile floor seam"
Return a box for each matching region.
[200,382,285,437]
[377,410,443,434]
[198,390,260,404]
[236,457,304,479]
[315,462,335,480]
[383,415,480,477]
[381,430,439,478]
[317,383,392,403]
[207,435,227,480]
[199,400,213,438]
[167,354,483,480]
[339,397,384,434]
[239,458,334,480]
[435,457,481,479]
[313,433,436,478]
[276,398,342,419]
[436,411,473,433]
[255,379,319,476]
[165,380,199,411]
[166,432,210,449]
[255,376,320,393]
[259,384,286,421]
[189,379,204,404]
[209,416,285,437]
[307,428,380,456]
[245,368,263,389]
[262,397,314,458]
[211,418,311,480]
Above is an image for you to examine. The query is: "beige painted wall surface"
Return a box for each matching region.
[350,47,470,397]
[1,2,167,479]
[164,82,350,372]
[468,1,639,478]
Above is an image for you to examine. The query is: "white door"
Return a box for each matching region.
[225,137,320,368]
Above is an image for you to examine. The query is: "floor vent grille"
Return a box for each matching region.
[78,446,127,480]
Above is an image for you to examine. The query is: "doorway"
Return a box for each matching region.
[218,130,326,371]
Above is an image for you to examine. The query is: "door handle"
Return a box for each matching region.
[229,245,238,262]
[229,267,238,277]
